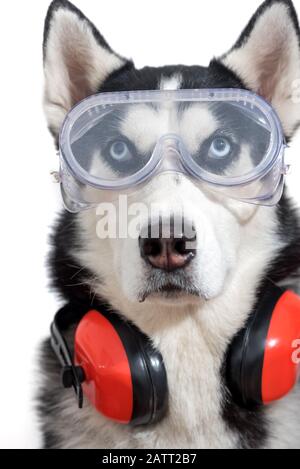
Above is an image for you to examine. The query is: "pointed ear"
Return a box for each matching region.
[219,0,300,138]
[43,0,132,136]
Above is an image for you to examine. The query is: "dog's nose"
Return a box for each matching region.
[139,227,196,272]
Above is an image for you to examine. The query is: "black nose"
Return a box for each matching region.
[139,223,196,272]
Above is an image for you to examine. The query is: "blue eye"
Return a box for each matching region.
[109,140,132,162]
[209,137,232,159]
[103,138,145,175]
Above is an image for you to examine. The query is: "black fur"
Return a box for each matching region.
[221,383,268,449]
[101,62,244,95]
[40,0,300,449]
[48,211,101,305]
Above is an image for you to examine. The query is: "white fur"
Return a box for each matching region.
[160,75,182,91]
[44,7,125,134]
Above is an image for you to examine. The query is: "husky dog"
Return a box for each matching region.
[39,0,300,449]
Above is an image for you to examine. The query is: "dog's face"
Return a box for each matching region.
[44,0,300,312]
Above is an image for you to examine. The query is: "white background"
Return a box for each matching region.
[0,0,299,449]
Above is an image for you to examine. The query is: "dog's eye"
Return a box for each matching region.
[102,138,149,175]
[103,138,137,172]
[209,137,232,159]
[192,132,239,175]
[108,140,133,162]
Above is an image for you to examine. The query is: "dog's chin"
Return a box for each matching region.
[145,294,204,307]
[139,286,206,307]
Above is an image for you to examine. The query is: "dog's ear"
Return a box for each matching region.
[43,0,131,136]
[219,0,300,138]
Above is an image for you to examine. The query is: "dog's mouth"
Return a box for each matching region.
[138,271,202,303]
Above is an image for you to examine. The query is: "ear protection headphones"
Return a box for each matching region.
[51,304,168,426]
[51,282,300,426]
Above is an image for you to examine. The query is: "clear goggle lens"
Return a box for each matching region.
[59,89,287,212]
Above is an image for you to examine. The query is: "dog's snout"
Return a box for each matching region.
[139,222,197,272]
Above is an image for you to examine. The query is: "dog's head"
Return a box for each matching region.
[44,0,300,314]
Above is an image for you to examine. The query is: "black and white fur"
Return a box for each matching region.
[39,0,300,449]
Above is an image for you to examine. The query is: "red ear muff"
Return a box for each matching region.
[262,290,300,404]
[74,310,168,426]
[227,283,300,407]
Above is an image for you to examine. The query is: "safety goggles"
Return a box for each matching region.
[58,89,288,212]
